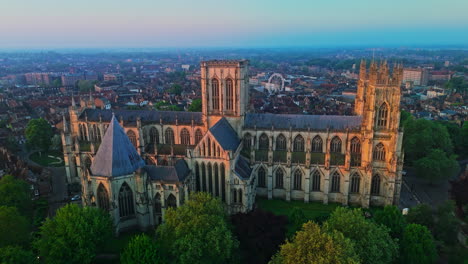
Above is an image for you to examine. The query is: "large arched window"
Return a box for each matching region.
[293,170,302,190]
[195,162,200,191]
[371,174,381,195]
[118,182,135,218]
[180,128,190,145]
[311,136,323,152]
[232,189,237,203]
[259,133,269,150]
[167,194,177,208]
[207,163,213,194]
[149,127,159,144]
[93,124,100,142]
[244,133,252,149]
[212,79,220,111]
[207,138,212,156]
[214,163,219,197]
[350,137,361,167]
[79,124,85,140]
[238,189,243,204]
[331,172,340,193]
[226,78,234,111]
[221,163,226,202]
[350,173,360,193]
[311,170,321,191]
[276,134,286,151]
[373,143,386,161]
[97,184,110,211]
[127,130,137,148]
[165,128,175,145]
[293,135,304,152]
[201,163,207,192]
[275,169,284,189]
[195,129,203,145]
[330,136,342,153]
[377,103,388,128]
[351,137,361,154]
[257,167,266,187]
[154,193,162,214]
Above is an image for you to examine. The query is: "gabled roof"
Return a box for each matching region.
[244,113,362,131]
[144,160,190,183]
[209,118,240,151]
[234,156,252,180]
[90,114,145,177]
[79,109,203,126]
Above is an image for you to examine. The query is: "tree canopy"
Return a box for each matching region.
[231,209,287,264]
[188,98,202,112]
[414,149,459,183]
[34,204,113,264]
[400,224,437,264]
[271,221,359,264]
[0,246,36,264]
[25,118,53,153]
[120,234,162,264]
[406,203,435,230]
[373,205,406,239]
[156,192,238,264]
[444,76,468,94]
[77,80,96,92]
[0,175,32,216]
[0,206,30,247]
[324,207,398,264]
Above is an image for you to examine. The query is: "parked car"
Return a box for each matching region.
[71,194,81,201]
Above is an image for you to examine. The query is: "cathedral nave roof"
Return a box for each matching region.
[144,159,190,183]
[244,113,362,131]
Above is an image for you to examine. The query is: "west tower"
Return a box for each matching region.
[200,60,249,132]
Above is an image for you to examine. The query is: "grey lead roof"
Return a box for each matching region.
[79,109,203,125]
[244,113,362,130]
[144,160,190,183]
[234,156,252,180]
[209,118,240,151]
[90,115,145,177]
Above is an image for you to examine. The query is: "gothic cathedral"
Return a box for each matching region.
[61,60,404,232]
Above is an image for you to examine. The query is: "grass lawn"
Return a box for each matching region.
[257,198,341,220]
[29,150,64,167]
[94,230,151,264]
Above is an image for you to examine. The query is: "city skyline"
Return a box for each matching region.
[1,0,468,49]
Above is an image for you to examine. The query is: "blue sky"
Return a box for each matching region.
[0,0,467,48]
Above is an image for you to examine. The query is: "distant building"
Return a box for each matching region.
[402,68,428,86]
[62,73,85,87]
[104,73,123,84]
[430,71,452,81]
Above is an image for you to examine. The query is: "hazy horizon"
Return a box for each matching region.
[1,0,468,49]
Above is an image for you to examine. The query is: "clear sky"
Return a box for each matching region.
[0,0,467,48]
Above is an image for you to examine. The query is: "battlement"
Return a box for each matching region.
[200,59,249,67]
[360,60,403,86]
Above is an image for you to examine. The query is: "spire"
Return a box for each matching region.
[71,94,76,108]
[359,59,367,80]
[90,114,145,177]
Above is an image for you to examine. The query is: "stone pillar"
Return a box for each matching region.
[323,170,330,204]
[267,165,273,200]
[285,168,291,201]
[342,172,350,205]
[304,167,310,203]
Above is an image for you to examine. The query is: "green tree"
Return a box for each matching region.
[25,118,53,153]
[400,224,437,264]
[288,207,307,237]
[461,121,468,158]
[188,98,202,112]
[156,192,238,264]
[400,110,413,128]
[373,205,406,239]
[0,246,36,264]
[121,234,162,264]
[0,175,32,216]
[433,200,459,245]
[444,77,468,94]
[406,204,434,230]
[271,221,359,264]
[0,206,30,247]
[414,149,459,183]
[34,204,113,264]
[324,207,398,264]
[77,80,95,92]
[403,119,453,165]
[168,84,182,95]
